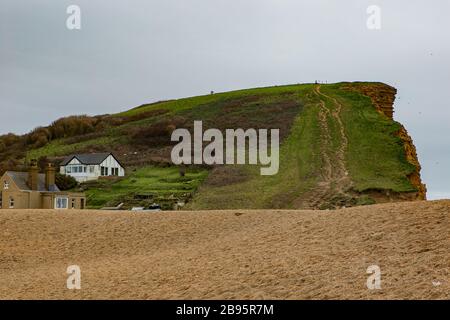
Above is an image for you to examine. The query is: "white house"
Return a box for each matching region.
[60,153,125,182]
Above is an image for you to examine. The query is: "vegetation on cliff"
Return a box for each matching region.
[0,82,425,209]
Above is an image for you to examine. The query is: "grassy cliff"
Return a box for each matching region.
[0,82,425,209]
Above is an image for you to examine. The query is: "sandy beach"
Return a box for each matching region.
[0,200,448,299]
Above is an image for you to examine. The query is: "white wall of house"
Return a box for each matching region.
[60,155,125,182]
[99,156,125,177]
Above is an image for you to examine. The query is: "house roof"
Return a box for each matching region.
[60,153,112,166]
[5,171,60,192]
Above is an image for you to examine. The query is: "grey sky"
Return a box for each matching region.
[0,0,449,199]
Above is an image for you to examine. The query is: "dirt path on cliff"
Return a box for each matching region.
[298,85,352,209]
[317,86,351,184]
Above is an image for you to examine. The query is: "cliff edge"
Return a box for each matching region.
[343,82,426,200]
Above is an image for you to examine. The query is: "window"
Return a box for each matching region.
[112,168,119,176]
[89,166,95,173]
[3,181,9,190]
[71,198,76,209]
[68,165,86,174]
[9,197,14,209]
[101,167,108,176]
[55,197,68,209]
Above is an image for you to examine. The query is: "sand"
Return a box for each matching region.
[0,200,448,300]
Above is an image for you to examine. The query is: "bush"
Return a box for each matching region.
[0,133,22,147]
[55,173,78,191]
[128,117,186,147]
[26,127,50,146]
[49,115,97,139]
[0,133,27,165]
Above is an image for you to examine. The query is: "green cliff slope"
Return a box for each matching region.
[0,82,425,209]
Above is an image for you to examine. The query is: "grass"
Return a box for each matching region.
[187,85,323,209]
[116,84,305,117]
[26,84,304,161]
[23,81,419,209]
[188,82,417,209]
[83,166,208,209]
[321,84,416,192]
[26,136,118,161]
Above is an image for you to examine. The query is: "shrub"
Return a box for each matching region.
[130,121,172,146]
[26,127,50,146]
[55,173,78,190]
[49,115,97,139]
[0,133,22,146]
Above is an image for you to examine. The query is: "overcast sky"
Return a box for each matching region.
[1,0,449,199]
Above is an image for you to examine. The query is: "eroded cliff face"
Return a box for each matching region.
[344,83,426,200]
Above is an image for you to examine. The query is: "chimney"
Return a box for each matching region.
[28,160,39,191]
[45,163,56,191]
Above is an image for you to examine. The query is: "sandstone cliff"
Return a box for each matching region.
[344,83,426,200]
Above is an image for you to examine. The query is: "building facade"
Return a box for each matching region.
[59,153,125,182]
[0,163,86,210]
